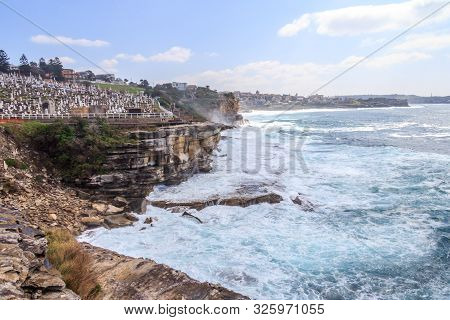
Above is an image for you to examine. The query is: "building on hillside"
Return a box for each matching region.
[95,74,115,83]
[171,82,187,91]
[61,69,76,81]
[76,71,95,81]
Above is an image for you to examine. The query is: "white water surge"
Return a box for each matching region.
[80,105,450,299]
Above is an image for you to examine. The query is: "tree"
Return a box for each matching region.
[39,58,48,73]
[0,50,9,73]
[139,79,149,88]
[19,54,31,75]
[29,61,43,77]
[52,57,64,80]
[47,57,64,80]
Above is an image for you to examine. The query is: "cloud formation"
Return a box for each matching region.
[116,46,192,63]
[394,31,450,50]
[179,51,430,94]
[100,58,119,73]
[278,0,450,37]
[58,56,76,64]
[31,34,109,47]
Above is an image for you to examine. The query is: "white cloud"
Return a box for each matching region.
[178,52,430,93]
[394,32,450,50]
[116,46,192,63]
[31,34,109,47]
[278,0,450,37]
[206,52,219,57]
[364,51,431,67]
[150,46,192,62]
[100,58,118,73]
[58,56,75,64]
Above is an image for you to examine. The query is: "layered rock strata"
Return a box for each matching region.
[82,243,248,300]
[0,207,79,300]
[82,123,225,209]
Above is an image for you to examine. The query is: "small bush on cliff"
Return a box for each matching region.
[4,119,133,181]
[3,157,28,170]
[46,229,101,299]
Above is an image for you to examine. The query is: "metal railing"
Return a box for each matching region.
[0,112,176,120]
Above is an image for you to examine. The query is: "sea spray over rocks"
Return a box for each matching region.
[81,105,450,299]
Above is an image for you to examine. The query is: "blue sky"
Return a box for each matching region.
[1,0,450,95]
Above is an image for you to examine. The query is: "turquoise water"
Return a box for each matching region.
[80,105,449,299]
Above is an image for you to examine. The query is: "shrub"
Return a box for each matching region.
[46,229,101,299]
[5,119,134,181]
[4,158,28,170]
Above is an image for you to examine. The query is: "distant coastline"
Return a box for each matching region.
[240,102,411,112]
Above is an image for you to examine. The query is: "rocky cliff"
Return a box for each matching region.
[82,243,247,300]
[0,207,79,300]
[0,123,247,300]
[81,123,225,209]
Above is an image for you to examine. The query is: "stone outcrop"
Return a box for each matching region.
[291,194,315,212]
[82,243,248,300]
[149,192,283,211]
[81,123,225,209]
[0,207,79,300]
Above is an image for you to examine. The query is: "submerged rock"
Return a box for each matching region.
[182,212,203,224]
[291,194,315,212]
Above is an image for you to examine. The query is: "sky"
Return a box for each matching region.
[1,0,450,96]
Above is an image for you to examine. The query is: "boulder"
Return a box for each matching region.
[80,217,104,229]
[23,269,66,291]
[105,204,124,215]
[143,217,153,225]
[92,202,107,213]
[112,196,129,208]
[104,213,137,229]
[291,194,315,212]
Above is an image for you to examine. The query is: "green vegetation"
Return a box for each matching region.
[46,229,101,299]
[96,83,144,94]
[3,158,28,170]
[4,119,134,181]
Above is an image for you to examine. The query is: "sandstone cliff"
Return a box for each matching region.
[0,122,247,300]
[81,123,225,209]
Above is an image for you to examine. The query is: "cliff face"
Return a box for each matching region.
[80,123,225,208]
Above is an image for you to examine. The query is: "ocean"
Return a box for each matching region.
[80,104,449,299]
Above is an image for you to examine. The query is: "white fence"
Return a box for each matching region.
[0,112,175,121]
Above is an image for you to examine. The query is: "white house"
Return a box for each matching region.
[171,82,187,91]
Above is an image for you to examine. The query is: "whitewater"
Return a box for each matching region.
[80,104,449,299]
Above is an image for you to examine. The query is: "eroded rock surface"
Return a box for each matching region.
[0,207,79,300]
[81,123,225,209]
[82,243,248,300]
[149,192,283,211]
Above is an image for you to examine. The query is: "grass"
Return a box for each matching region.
[95,83,144,94]
[46,229,101,299]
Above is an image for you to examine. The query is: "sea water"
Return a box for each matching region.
[80,104,449,299]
